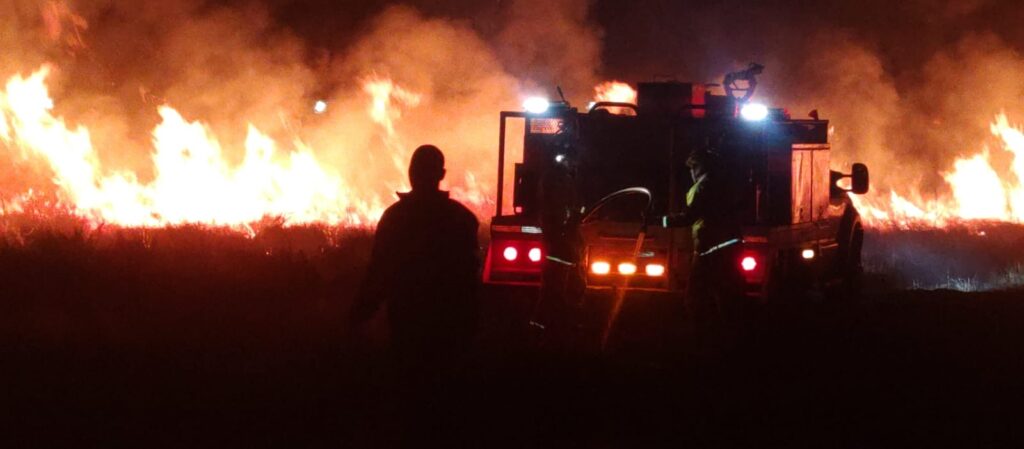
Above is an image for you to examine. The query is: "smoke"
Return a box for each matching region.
[593,0,1024,207]
[2,0,322,181]
[907,34,1024,179]
[761,31,903,190]
[495,0,602,100]
[6,0,1024,224]
[311,5,522,206]
[0,0,603,221]
[777,31,1024,200]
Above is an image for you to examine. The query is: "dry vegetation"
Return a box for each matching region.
[0,212,376,348]
[862,223,1024,291]
[4,216,1024,446]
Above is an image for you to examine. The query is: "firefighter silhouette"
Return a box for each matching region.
[530,152,584,347]
[655,145,744,346]
[351,144,480,362]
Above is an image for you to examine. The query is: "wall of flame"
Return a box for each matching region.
[5,1,1024,231]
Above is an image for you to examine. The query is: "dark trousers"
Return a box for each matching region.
[531,259,584,349]
[686,247,749,352]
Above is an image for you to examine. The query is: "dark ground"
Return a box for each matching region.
[3,225,1024,447]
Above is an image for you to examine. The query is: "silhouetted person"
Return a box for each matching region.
[659,147,742,300]
[653,146,744,351]
[351,145,480,364]
[531,155,584,349]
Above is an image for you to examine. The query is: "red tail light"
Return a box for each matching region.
[486,230,544,285]
[740,256,757,272]
[503,246,518,261]
[528,247,542,262]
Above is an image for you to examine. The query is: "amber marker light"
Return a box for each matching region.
[618,262,638,275]
[645,263,666,276]
[591,261,611,275]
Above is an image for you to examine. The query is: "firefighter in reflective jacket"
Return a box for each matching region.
[653,147,743,323]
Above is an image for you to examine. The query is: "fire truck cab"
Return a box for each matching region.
[483,67,869,300]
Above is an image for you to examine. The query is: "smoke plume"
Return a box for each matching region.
[0,0,603,223]
[5,0,1024,227]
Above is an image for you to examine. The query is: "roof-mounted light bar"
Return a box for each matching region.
[740,103,769,121]
[523,97,550,114]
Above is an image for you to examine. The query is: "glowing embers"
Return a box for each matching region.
[590,259,666,277]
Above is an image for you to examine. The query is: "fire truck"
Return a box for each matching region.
[482,65,869,301]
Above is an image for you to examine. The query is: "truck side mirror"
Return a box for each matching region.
[851,163,869,194]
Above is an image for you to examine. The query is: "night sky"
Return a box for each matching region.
[259,0,1024,83]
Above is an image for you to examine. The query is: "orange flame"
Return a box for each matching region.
[0,66,387,228]
[854,113,1024,228]
[0,65,657,230]
[593,81,637,104]
[592,81,637,115]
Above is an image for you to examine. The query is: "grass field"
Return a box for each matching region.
[3,217,1024,446]
[863,223,1024,290]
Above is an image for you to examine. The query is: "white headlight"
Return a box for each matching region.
[523,97,550,114]
[740,103,769,121]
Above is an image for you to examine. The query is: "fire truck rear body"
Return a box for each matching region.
[483,78,867,299]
